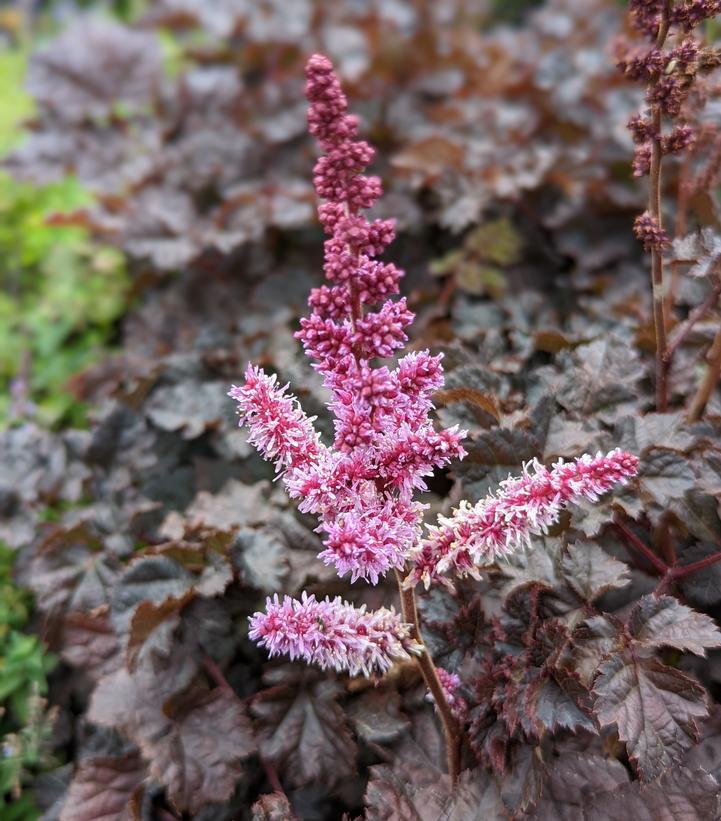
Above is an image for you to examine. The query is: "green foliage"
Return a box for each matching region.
[0,174,130,427]
[0,544,56,816]
[0,48,34,156]
[0,45,130,428]
[490,0,543,25]
[430,217,522,297]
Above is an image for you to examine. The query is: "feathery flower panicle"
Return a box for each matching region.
[228,365,324,473]
[233,55,639,683]
[621,0,710,266]
[230,54,466,597]
[408,449,639,589]
[249,593,421,676]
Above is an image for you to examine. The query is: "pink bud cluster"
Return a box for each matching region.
[427,668,469,722]
[297,53,410,371]
[408,449,639,589]
[619,2,715,250]
[634,211,670,250]
[248,593,421,676]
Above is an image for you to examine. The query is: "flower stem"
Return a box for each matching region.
[663,275,721,365]
[614,516,668,575]
[394,569,462,781]
[687,321,721,421]
[649,2,672,412]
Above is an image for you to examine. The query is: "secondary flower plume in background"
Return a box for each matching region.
[408,449,639,589]
[617,0,721,413]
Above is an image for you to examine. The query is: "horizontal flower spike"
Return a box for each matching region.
[409,449,639,588]
[228,365,323,474]
[249,592,421,677]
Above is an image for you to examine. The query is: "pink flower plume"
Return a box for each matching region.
[249,592,421,676]
[408,449,640,589]
[228,365,323,474]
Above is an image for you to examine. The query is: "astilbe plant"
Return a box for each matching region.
[229,54,639,781]
[618,0,721,415]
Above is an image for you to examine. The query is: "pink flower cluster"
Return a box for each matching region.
[408,449,639,589]
[427,668,468,722]
[248,593,421,676]
[230,55,465,595]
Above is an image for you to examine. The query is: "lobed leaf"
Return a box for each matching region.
[629,595,721,657]
[59,754,146,821]
[252,668,357,789]
[561,541,630,602]
[594,651,709,780]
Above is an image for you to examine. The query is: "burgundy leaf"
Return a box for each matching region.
[594,651,709,780]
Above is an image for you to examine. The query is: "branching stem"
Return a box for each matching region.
[614,516,668,574]
[663,276,721,365]
[671,550,721,579]
[615,516,721,584]
[394,569,462,782]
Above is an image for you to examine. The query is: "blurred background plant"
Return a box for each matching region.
[0,543,56,820]
[0,16,129,429]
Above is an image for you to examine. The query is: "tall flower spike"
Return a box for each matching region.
[249,593,422,677]
[408,449,639,589]
[230,55,466,596]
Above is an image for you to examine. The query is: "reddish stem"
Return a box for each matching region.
[663,275,721,365]
[202,656,233,693]
[614,517,668,575]
[395,569,462,782]
[648,1,673,412]
[658,518,676,568]
[262,758,285,795]
[670,550,721,579]
[688,320,721,421]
